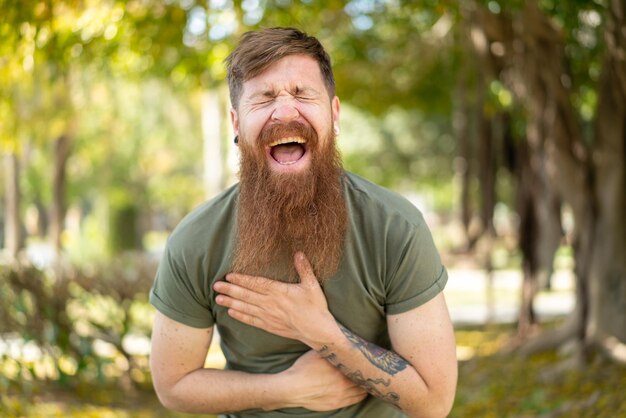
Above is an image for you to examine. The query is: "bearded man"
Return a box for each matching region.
[149,27,457,418]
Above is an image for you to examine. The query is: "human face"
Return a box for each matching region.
[230,54,341,175]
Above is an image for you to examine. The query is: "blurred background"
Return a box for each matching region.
[1,0,625,416]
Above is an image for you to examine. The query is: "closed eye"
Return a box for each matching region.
[251,98,274,107]
[294,86,318,101]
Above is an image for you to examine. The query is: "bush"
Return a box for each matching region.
[0,254,157,392]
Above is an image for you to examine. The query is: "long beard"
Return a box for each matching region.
[231,122,347,284]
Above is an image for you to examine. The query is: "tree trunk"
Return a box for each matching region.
[512,1,595,357]
[454,72,473,248]
[467,4,564,338]
[587,0,626,346]
[49,134,71,257]
[3,152,23,258]
[477,110,496,236]
[516,140,539,336]
[514,136,562,339]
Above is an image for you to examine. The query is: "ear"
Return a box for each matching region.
[331,96,341,136]
[230,108,239,136]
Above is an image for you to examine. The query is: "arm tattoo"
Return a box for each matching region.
[337,323,409,376]
[317,323,410,409]
[346,370,400,405]
[319,345,401,407]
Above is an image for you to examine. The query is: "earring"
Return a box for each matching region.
[234,135,239,144]
[333,126,340,136]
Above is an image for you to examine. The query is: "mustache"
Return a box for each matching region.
[257,121,319,147]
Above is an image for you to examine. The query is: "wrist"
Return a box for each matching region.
[264,364,303,410]
[301,312,342,351]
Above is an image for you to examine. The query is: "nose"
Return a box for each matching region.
[271,98,300,123]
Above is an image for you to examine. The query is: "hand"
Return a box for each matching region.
[280,350,367,411]
[213,252,335,345]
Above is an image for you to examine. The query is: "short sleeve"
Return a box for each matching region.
[384,219,448,315]
[149,242,215,329]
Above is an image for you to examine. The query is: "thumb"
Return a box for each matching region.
[294,252,317,286]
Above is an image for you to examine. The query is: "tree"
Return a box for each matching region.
[0,0,212,258]
[466,0,626,357]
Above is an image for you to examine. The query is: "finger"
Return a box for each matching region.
[293,252,318,287]
[226,307,266,330]
[214,281,264,305]
[215,294,263,317]
[226,273,276,294]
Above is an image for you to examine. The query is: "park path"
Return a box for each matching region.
[444,268,575,326]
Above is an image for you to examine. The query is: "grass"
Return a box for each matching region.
[2,324,625,417]
[451,324,626,418]
[0,383,202,418]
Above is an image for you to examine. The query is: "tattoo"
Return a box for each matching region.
[318,326,407,410]
[346,370,400,405]
[338,323,409,376]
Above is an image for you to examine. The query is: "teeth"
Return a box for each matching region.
[269,137,306,147]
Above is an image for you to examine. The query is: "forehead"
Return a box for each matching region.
[241,54,326,96]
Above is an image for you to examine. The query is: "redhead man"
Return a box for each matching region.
[149,27,457,418]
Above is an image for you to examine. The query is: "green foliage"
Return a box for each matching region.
[472,0,606,135]
[339,104,457,213]
[3,0,474,257]
[18,76,205,260]
[108,203,142,254]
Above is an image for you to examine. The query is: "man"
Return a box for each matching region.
[149,27,457,418]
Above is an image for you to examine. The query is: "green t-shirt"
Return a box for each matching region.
[150,172,448,418]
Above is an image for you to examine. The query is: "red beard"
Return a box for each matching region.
[231,121,347,284]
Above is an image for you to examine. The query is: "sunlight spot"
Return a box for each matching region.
[603,336,626,363]
[71,43,83,58]
[487,1,501,14]
[93,339,117,358]
[22,341,42,362]
[104,24,117,40]
[131,367,146,383]
[579,9,601,27]
[2,359,20,379]
[456,345,475,361]
[59,356,78,376]
[490,41,505,57]
[210,0,230,9]
[111,6,124,22]
[23,54,34,72]
[352,15,373,31]
[187,6,207,36]
[122,334,151,356]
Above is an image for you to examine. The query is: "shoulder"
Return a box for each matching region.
[167,183,239,257]
[343,171,426,229]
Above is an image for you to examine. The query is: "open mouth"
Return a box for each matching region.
[269,136,307,165]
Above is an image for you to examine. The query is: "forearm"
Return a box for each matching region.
[157,367,293,414]
[309,322,450,418]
